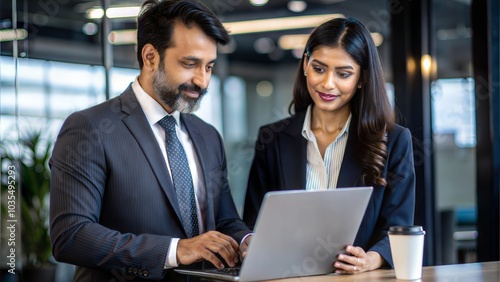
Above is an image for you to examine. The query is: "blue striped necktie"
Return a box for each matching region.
[158,115,199,238]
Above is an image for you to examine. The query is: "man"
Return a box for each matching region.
[49,0,251,281]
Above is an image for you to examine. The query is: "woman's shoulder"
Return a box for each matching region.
[258,111,307,135]
[391,124,409,135]
[387,124,413,145]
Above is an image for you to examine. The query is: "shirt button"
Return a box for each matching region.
[143,270,149,277]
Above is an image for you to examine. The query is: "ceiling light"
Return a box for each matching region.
[371,32,384,46]
[254,37,275,54]
[0,29,28,42]
[421,54,433,76]
[82,22,98,36]
[87,8,104,19]
[106,7,141,18]
[256,80,273,97]
[279,32,384,52]
[224,13,344,35]
[87,6,140,19]
[287,1,307,13]
[108,29,136,45]
[278,34,309,50]
[108,14,345,45]
[250,0,269,6]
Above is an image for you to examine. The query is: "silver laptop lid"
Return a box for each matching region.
[239,187,373,281]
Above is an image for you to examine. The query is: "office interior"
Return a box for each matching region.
[0,0,498,281]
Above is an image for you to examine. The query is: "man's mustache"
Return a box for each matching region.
[179,83,207,96]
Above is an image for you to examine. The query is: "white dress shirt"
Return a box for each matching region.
[301,105,351,190]
[132,78,206,267]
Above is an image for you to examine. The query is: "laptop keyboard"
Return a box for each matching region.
[206,267,240,276]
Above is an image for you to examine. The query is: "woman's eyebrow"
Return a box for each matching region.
[310,59,354,70]
[335,66,355,70]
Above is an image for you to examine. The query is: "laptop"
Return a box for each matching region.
[175,187,373,281]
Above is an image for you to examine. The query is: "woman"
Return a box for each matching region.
[243,17,415,274]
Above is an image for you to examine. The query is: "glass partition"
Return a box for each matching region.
[432,0,476,265]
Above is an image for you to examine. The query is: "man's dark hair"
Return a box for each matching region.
[136,0,230,69]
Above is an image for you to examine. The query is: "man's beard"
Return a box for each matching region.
[152,63,207,114]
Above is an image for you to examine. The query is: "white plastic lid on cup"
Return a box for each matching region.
[388,226,426,235]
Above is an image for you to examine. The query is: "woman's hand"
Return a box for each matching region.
[333,245,383,274]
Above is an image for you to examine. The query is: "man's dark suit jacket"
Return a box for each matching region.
[243,110,415,268]
[49,85,250,281]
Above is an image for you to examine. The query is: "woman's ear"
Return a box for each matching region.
[141,44,158,71]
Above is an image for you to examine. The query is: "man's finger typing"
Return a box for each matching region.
[176,231,239,269]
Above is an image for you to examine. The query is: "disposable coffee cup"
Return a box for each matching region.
[388,226,425,280]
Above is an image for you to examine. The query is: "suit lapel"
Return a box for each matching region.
[180,114,216,231]
[280,112,307,190]
[119,87,184,225]
[337,125,363,187]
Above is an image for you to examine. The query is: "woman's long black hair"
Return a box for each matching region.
[290,17,395,187]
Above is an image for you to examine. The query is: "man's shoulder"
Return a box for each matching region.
[66,88,134,121]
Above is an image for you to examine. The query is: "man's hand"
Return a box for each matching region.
[239,235,252,260]
[177,231,239,269]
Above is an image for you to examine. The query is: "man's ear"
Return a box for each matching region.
[142,44,158,71]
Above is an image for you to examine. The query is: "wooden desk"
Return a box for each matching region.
[266,261,499,282]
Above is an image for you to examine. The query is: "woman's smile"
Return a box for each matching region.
[317,91,340,101]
